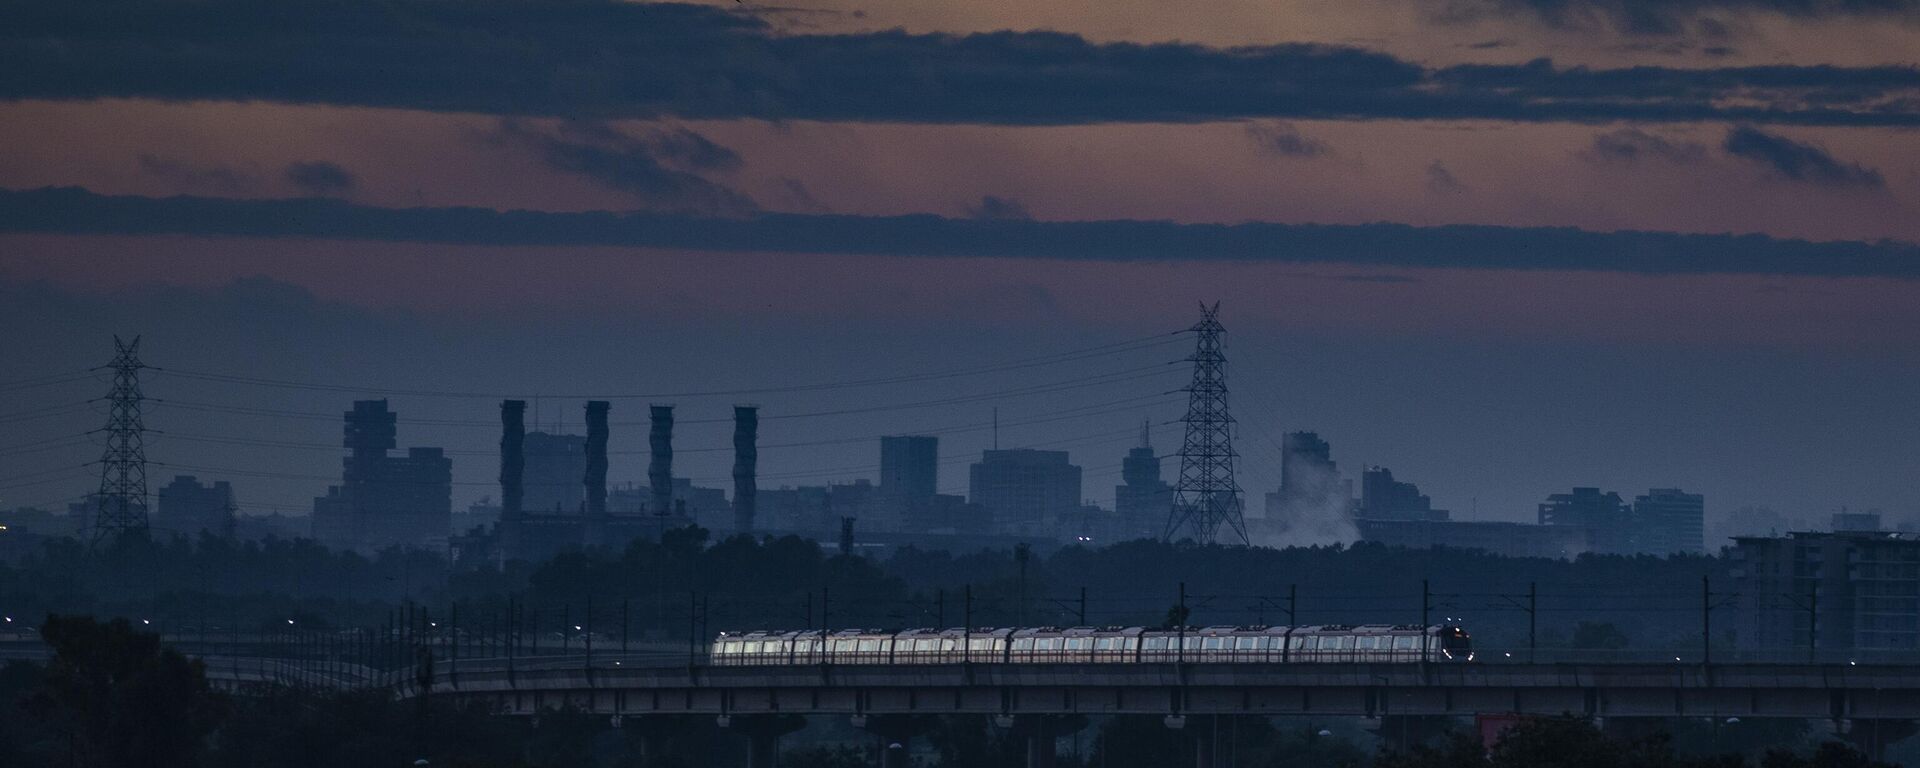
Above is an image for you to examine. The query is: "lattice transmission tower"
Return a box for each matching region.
[1163,303,1247,545]
[90,335,150,547]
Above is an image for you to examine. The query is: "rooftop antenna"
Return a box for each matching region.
[1140,418,1151,449]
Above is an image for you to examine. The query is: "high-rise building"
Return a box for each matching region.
[1732,530,1920,653]
[1358,466,1445,521]
[880,436,938,499]
[969,449,1082,537]
[311,400,452,552]
[1115,426,1172,541]
[878,435,939,531]
[1634,488,1705,556]
[1258,432,1358,542]
[1538,487,1629,554]
[154,475,234,539]
[522,431,587,514]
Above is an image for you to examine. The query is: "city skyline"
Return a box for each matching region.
[0,319,1880,551]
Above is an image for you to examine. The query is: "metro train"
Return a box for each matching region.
[711,624,1473,666]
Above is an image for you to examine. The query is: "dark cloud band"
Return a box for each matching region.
[4,186,1917,279]
[1,1,1918,126]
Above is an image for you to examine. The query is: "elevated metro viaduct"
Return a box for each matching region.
[413,661,1920,767]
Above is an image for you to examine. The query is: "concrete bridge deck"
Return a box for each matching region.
[423,662,1920,720]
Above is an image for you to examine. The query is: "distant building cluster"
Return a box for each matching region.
[6,398,1776,566]
[1251,430,1705,560]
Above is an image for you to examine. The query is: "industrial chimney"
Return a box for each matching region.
[733,405,758,534]
[649,405,674,519]
[498,400,526,558]
[583,400,610,547]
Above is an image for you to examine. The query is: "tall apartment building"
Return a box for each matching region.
[1634,488,1705,556]
[311,400,452,552]
[1539,487,1631,554]
[1359,466,1445,521]
[878,435,940,531]
[1731,530,1920,654]
[969,449,1082,537]
[1114,429,1173,541]
[154,475,235,539]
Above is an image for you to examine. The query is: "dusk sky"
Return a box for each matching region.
[3,0,1919,544]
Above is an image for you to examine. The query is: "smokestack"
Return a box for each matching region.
[649,405,674,518]
[499,400,526,557]
[733,405,758,534]
[583,401,610,546]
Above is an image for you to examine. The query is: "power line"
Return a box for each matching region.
[148,333,1183,400]
[0,370,99,393]
[147,392,1177,458]
[146,363,1178,429]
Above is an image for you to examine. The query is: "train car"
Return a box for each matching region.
[712,623,1470,666]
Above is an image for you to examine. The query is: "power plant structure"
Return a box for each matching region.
[483,399,741,562]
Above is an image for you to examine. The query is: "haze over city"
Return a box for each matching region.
[2,1,1920,766]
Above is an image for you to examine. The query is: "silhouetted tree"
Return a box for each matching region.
[25,615,224,768]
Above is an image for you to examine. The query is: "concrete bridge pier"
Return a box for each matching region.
[723,714,805,768]
[1190,715,1221,768]
[1008,714,1086,768]
[1835,718,1918,761]
[859,714,926,768]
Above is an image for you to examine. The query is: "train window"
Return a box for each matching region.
[941,639,957,651]
[1144,637,1167,650]
[1335,636,1353,649]
[1183,637,1201,650]
[1013,639,1033,651]
[1096,638,1117,650]
[745,641,762,654]
[1202,637,1224,650]
[1235,637,1258,650]
[1290,637,1306,650]
[834,639,854,652]
[858,640,878,653]
[1037,638,1060,651]
[1394,636,1417,650]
